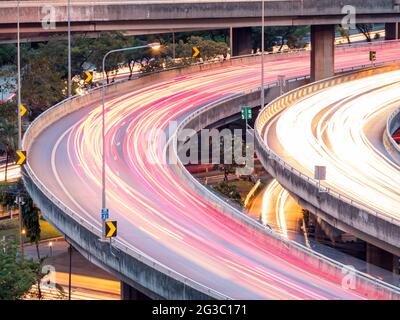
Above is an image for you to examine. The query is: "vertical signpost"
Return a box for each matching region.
[101,207,109,240]
[16,0,25,257]
[314,165,327,193]
[277,75,286,96]
[241,106,252,130]
[261,0,265,109]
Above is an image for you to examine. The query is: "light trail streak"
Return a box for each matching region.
[264,69,400,224]
[28,45,400,299]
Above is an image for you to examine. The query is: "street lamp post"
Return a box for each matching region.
[16,0,24,258]
[48,241,53,257]
[100,43,160,237]
[261,0,265,109]
[67,0,72,97]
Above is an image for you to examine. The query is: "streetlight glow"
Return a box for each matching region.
[149,42,161,50]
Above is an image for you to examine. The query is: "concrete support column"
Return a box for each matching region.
[232,27,252,56]
[385,23,400,40]
[311,25,335,82]
[366,243,399,274]
[120,281,151,300]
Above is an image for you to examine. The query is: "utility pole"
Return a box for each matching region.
[67,0,72,97]
[101,43,160,239]
[230,26,233,55]
[17,0,21,149]
[17,0,23,257]
[261,0,265,109]
[172,30,176,60]
[68,244,72,300]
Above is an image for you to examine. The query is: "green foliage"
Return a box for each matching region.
[0,105,17,156]
[174,36,228,60]
[213,182,242,205]
[337,26,351,44]
[0,240,41,300]
[22,197,41,245]
[252,26,309,52]
[0,44,16,66]
[21,51,65,115]
[356,24,373,42]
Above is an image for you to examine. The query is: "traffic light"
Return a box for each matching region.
[369,50,377,62]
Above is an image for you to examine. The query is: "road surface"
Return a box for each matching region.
[263,69,400,224]
[28,45,400,299]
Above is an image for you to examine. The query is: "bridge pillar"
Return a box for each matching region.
[311,25,335,82]
[385,23,400,40]
[232,27,253,56]
[366,243,399,275]
[120,281,152,300]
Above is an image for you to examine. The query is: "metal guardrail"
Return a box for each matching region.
[22,53,400,299]
[255,62,400,229]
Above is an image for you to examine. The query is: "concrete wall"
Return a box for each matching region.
[255,63,400,258]
[232,27,253,56]
[311,25,335,81]
[386,23,400,40]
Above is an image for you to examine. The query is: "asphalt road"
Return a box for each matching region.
[28,44,400,299]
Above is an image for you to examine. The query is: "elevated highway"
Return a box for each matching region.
[22,43,400,299]
[1,1,400,40]
[256,63,400,268]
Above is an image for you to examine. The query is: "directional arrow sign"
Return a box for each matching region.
[20,104,27,118]
[104,221,117,238]
[192,46,200,58]
[16,150,26,166]
[83,71,93,84]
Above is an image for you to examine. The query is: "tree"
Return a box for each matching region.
[0,240,41,300]
[22,196,41,260]
[213,182,242,205]
[0,44,16,66]
[286,27,309,49]
[21,52,65,116]
[337,26,351,44]
[0,105,18,182]
[356,24,373,42]
[89,32,130,84]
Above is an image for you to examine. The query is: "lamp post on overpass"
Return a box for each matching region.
[17,0,24,257]
[261,0,265,109]
[67,0,72,98]
[100,43,160,237]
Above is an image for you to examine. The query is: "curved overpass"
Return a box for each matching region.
[24,48,400,299]
[256,64,400,258]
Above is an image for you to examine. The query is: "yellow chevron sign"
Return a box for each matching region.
[20,104,27,118]
[104,221,117,238]
[192,46,200,58]
[16,150,26,166]
[84,71,93,84]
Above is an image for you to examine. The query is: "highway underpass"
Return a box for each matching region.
[22,42,400,299]
[1,1,400,81]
